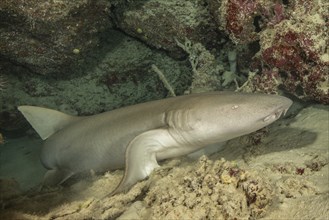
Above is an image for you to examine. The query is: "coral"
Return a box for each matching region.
[240,177,273,217]
[276,177,318,199]
[212,0,286,44]
[175,38,224,93]
[269,154,328,177]
[145,156,274,219]
[237,68,283,94]
[304,155,329,172]
[258,14,329,103]
[211,0,329,103]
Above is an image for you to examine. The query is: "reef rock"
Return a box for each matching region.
[114,0,219,56]
[145,156,274,220]
[0,0,111,75]
[210,0,328,104]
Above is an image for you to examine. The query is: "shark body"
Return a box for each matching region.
[18,92,292,195]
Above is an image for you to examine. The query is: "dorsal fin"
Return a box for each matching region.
[18,106,80,140]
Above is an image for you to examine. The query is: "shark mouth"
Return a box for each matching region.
[263,107,288,122]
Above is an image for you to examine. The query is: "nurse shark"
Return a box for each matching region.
[18,92,292,196]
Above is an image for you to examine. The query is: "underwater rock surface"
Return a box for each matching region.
[114,0,220,55]
[0,0,111,75]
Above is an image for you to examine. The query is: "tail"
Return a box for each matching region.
[18,106,80,140]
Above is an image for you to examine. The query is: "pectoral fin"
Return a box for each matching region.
[108,129,176,196]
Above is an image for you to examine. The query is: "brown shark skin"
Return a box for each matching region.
[18,92,293,195]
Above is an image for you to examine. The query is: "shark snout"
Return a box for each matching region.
[278,96,293,115]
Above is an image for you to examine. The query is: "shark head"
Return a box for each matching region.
[182,92,293,144]
[216,92,292,139]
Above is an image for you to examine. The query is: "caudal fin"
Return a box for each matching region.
[18,106,80,140]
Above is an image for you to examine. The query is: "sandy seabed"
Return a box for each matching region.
[1,105,328,219]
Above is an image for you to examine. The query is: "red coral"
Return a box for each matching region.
[285,65,329,104]
[251,68,283,94]
[221,0,288,43]
[272,2,286,24]
[262,31,309,73]
[296,168,305,175]
[218,0,328,103]
[226,0,257,36]
[261,28,328,104]
[224,0,259,43]
[262,45,303,72]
